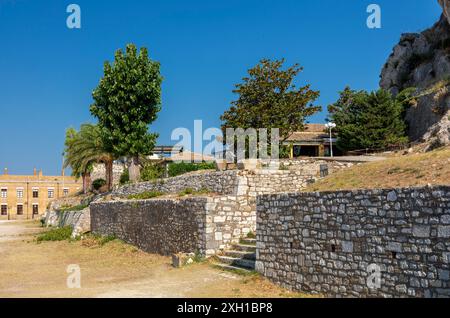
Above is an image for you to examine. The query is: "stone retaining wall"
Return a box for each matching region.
[44,208,91,238]
[90,195,257,256]
[256,186,450,298]
[112,170,316,198]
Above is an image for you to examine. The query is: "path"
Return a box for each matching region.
[0,221,309,298]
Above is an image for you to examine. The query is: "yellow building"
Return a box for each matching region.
[0,168,82,221]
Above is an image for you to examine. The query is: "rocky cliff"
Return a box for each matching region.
[380,0,450,149]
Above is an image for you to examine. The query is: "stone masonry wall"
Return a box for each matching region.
[112,170,316,198]
[91,198,207,256]
[90,195,258,257]
[44,208,91,238]
[256,186,450,298]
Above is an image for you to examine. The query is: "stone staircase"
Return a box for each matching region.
[213,238,256,272]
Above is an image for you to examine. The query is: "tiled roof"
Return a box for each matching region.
[285,124,328,142]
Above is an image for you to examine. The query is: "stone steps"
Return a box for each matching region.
[232,244,257,252]
[240,238,256,245]
[223,250,256,260]
[214,238,257,272]
[216,256,256,270]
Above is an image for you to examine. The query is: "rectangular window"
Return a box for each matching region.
[17,188,24,199]
[32,204,39,215]
[1,205,7,216]
[63,188,69,197]
[48,189,54,199]
[1,189,7,198]
[17,205,23,215]
[32,189,39,198]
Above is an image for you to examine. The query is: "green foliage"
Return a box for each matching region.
[58,204,89,213]
[220,59,321,142]
[92,179,107,191]
[168,162,216,177]
[88,234,117,246]
[63,123,114,191]
[246,231,256,239]
[90,43,163,159]
[178,188,211,197]
[127,191,164,200]
[37,227,73,242]
[328,87,410,152]
[119,169,130,185]
[140,162,165,181]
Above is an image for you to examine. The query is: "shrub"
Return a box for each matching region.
[178,188,210,197]
[92,179,106,191]
[168,162,216,177]
[58,204,88,213]
[37,227,73,242]
[140,162,165,181]
[119,169,130,185]
[127,191,164,200]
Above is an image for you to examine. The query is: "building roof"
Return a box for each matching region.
[285,124,328,142]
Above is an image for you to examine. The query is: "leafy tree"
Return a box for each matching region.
[90,44,162,183]
[328,87,410,151]
[220,59,321,146]
[63,124,115,192]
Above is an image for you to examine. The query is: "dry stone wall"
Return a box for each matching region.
[90,196,257,256]
[256,186,450,298]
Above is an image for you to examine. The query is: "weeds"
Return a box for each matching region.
[37,227,73,242]
[127,191,164,200]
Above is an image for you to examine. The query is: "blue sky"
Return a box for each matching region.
[0,0,442,175]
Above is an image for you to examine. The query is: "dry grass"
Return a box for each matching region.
[0,221,314,298]
[305,147,450,192]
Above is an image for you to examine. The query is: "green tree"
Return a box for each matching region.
[63,124,115,192]
[220,59,321,145]
[328,87,410,151]
[90,43,163,183]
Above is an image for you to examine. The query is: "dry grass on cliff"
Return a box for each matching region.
[305,146,450,192]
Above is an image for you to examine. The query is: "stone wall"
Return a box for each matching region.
[256,186,450,298]
[91,163,126,186]
[277,159,356,176]
[112,170,240,197]
[90,195,257,257]
[44,208,91,238]
[112,170,316,198]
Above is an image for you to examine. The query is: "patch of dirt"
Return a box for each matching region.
[0,221,312,298]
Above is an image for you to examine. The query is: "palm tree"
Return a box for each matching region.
[63,124,115,192]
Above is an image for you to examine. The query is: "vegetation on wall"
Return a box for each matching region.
[168,162,216,177]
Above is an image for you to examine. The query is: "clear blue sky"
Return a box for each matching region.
[0,0,442,175]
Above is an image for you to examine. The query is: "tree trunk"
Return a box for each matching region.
[82,172,91,194]
[105,160,114,191]
[129,156,140,183]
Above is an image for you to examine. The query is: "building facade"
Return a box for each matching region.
[284,124,338,158]
[0,168,82,221]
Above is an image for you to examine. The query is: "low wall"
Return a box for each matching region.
[112,170,316,198]
[112,170,240,197]
[44,208,91,238]
[256,186,450,298]
[90,195,257,256]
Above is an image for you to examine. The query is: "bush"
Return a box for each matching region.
[168,162,216,177]
[119,169,130,185]
[127,191,164,200]
[178,188,211,197]
[58,204,88,213]
[37,227,73,242]
[140,162,165,181]
[92,179,106,191]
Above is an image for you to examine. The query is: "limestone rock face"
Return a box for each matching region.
[439,0,450,25]
[380,3,450,145]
